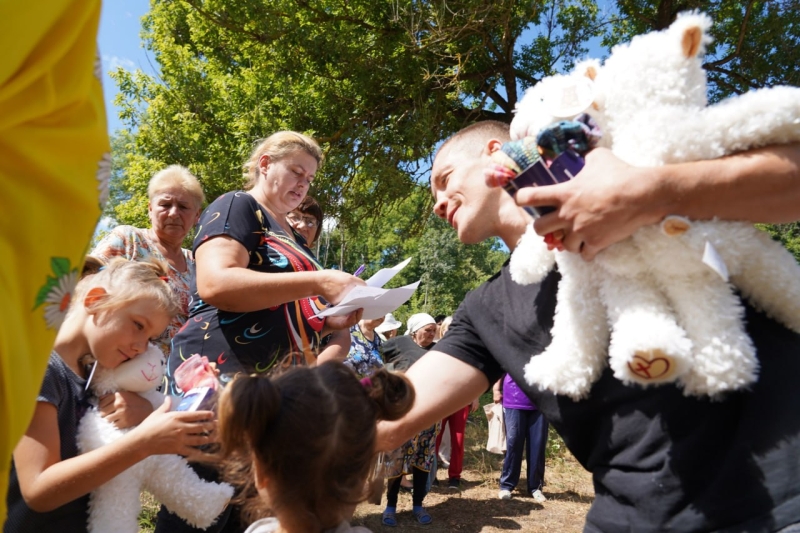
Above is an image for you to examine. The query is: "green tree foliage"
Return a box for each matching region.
[610,1,800,101]
[111,0,607,228]
[109,0,800,306]
[407,215,507,317]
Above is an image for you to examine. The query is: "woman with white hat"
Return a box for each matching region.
[375,313,402,341]
[405,313,438,349]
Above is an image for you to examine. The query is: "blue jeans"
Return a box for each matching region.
[500,408,548,493]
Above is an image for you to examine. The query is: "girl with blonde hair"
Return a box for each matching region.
[5,259,216,532]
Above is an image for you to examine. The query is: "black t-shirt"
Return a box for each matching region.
[436,261,800,532]
[167,192,326,393]
[381,335,432,371]
[5,353,91,533]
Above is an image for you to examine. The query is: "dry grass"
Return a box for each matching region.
[138,401,594,532]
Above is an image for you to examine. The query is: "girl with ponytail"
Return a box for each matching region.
[217,362,414,533]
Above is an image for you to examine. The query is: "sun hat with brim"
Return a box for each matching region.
[375,313,402,333]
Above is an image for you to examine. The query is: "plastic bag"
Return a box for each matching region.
[366,452,386,505]
[484,403,507,454]
[174,354,219,391]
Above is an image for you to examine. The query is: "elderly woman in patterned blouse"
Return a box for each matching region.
[92,164,204,358]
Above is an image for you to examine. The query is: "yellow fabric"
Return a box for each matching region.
[0,0,107,524]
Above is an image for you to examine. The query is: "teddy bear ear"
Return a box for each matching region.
[681,25,703,58]
[672,11,712,59]
[574,58,600,81]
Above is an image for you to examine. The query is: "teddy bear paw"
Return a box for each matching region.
[617,349,682,385]
[509,225,555,285]
[660,215,692,236]
[524,348,602,401]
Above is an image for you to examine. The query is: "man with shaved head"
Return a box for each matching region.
[379,121,800,532]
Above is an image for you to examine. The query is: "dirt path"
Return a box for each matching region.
[352,431,594,532]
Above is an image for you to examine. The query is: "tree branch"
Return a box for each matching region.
[704,0,756,69]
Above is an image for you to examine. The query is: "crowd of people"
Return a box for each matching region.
[6,120,537,533]
[4,5,800,533]
[6,122,800,533]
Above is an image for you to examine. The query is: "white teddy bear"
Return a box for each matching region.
[77,344,234,533]
[508,12,800,400]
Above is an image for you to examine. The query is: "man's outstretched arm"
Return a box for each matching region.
[376,350,489,452]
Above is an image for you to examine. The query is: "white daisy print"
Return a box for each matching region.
[34,258,80,330]
[97,152,111,208]
[43,270,78,329]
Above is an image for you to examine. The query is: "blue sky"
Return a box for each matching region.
[98,0,156,134]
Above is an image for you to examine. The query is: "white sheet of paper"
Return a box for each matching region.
[315,258,418,319]
[365,257,412,288]
[316,281,421,320]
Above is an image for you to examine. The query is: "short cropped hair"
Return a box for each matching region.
[147,165,205,208]
[438,120,511,158]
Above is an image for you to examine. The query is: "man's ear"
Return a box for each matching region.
[486,138,504,155]
[84,287,108,312]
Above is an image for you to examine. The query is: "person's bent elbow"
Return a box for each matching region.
[195,267,243,311]
[21,487,61,513]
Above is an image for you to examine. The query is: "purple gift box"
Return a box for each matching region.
[502,150,584,217]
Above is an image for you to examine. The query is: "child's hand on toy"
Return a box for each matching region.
[130,397,218,460]
[99,391,154,429]
[515,148,665,260]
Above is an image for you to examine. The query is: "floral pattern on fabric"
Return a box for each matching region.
[166,192,326,395]
[344,325,384,378]
[92,225,193,358]
[34,257,80,330]
[385,422,441,477]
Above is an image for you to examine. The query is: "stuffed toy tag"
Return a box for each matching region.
[542,75,595,118]
[702,241,729,281]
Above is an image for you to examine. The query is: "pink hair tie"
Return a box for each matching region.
[360,377,373,389]
[159,276,169,282]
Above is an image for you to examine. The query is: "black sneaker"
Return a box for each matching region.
[447,478,461,490]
